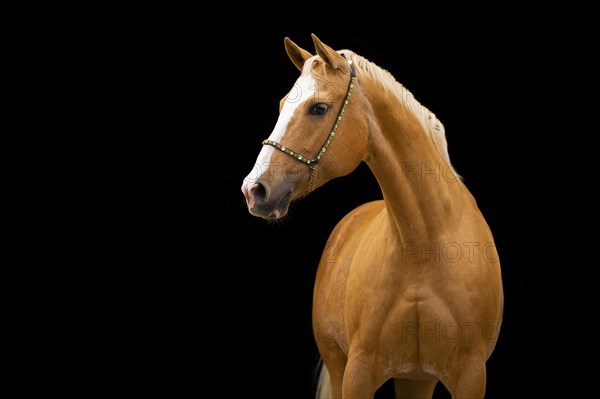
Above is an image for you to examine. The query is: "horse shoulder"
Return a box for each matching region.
[313,200,385,350]
[315,200,385,284]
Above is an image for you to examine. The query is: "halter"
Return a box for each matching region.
[262,53,357,193]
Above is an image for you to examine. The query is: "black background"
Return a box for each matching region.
[109,14,579,398]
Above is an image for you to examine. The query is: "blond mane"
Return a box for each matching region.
[303,51,458,177]
[347,52,456,174]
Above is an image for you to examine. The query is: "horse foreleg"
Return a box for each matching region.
[341,351,383,399]
[318,345,347,399]
[444,357,487,399]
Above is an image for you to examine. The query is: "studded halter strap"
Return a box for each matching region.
[262,54,357,193]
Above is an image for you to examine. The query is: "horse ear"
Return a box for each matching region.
[311,34,346,70]
[284,37,312,71]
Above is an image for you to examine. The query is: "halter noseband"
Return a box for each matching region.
[262,53,357,193]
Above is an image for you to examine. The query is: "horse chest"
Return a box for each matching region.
[331,257,442,349]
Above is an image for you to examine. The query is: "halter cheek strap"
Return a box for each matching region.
[262,53,357,193]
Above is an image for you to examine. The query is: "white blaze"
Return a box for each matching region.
[243,75,316,186]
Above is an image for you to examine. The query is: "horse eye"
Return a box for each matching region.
[310,103,329,115]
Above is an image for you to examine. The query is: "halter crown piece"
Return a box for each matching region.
[262,53,357,193]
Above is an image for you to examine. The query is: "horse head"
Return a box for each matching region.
[242,35,370,219]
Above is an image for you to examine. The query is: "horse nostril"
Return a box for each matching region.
[251,182,268,205]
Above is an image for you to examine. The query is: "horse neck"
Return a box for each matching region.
[362,79,467,243]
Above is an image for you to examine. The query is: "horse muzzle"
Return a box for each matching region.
[242,180,293,219]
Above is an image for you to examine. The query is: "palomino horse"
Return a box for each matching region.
[241,35,503,399]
